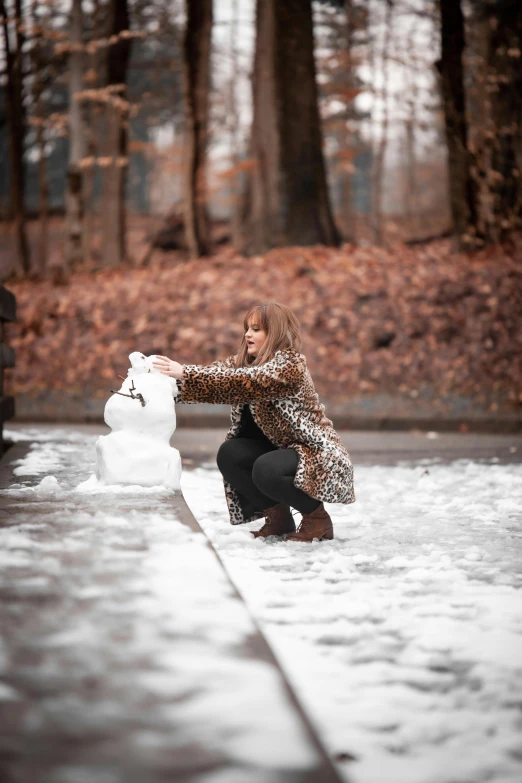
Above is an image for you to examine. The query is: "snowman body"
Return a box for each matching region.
[95,352,182,489]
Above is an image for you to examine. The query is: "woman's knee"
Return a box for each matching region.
[251,452,276,492]
[217,438,265,475]
[216,439,241,473]
[252,449,299,491]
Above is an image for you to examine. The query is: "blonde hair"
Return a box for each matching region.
[236,302,302,367]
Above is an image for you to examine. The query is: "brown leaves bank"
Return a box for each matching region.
[4,238,522,412]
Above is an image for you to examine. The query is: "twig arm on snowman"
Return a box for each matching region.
[180,350,305,404]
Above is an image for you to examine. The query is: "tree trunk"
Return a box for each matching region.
[403,113,418,237]
[32,0,49,277]
[480,0,522,240]
[83,0,104,264]
[100,0,131,267]
[436,0,479,246]
[229,0,243,250]
[370,0,393,246]
[242,0,340,255]
[36,120,49,277]
[0,0,30,276]
[403,24,419,238]
[342,0,356,244]
[65,0,86,271]
[183,0,212,259]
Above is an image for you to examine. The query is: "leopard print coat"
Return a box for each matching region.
[177,348,355,525]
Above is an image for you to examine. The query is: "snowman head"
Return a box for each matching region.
[126,352,178,397]
[128,352,164,376]
[128,352,149,374]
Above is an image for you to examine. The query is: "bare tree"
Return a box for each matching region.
[31,0,49,276]
[370,0,393,245]
[65,0,86,270]
[228,0,242,249]
[402,22,419,238]
[83,0,104,264]
[241,0,341,254]
[475,0,522,240]
[342,0,357,243]
[183,0,212,258]
[1,0,30,275]
[100,0,131,267]
[436,0,478,247]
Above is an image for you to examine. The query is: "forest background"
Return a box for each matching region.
[0,0,521,428]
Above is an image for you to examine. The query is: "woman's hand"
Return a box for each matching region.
[152,355,184,380]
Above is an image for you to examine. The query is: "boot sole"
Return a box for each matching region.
[252,530,296,539]
[284,529,334,542]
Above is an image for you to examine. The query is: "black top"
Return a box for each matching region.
[239,404,274,445]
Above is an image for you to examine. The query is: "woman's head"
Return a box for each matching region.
[236,302,302,367]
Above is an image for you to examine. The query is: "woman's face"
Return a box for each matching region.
[245,317,267,358]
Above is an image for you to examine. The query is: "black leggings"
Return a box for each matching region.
[216,438,321,515]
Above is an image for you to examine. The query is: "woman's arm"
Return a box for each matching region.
[153,354,237,403]
[180,351,305,405]
[174,355,236,403]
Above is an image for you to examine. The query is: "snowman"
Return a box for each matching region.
[79,352,182,490]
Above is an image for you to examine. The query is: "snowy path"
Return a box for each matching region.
[181,459,522,783]
[0,429,342,783]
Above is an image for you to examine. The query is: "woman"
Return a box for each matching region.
[153,302,355,542]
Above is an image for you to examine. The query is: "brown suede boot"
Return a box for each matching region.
[285,503,334,542]
[252,503,296,539]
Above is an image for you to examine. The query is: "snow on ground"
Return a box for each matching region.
[3,427,522,782]
[1,429,326,780]
[181,460,522,783]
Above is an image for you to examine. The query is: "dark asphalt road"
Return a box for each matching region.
[5,424,522,468]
